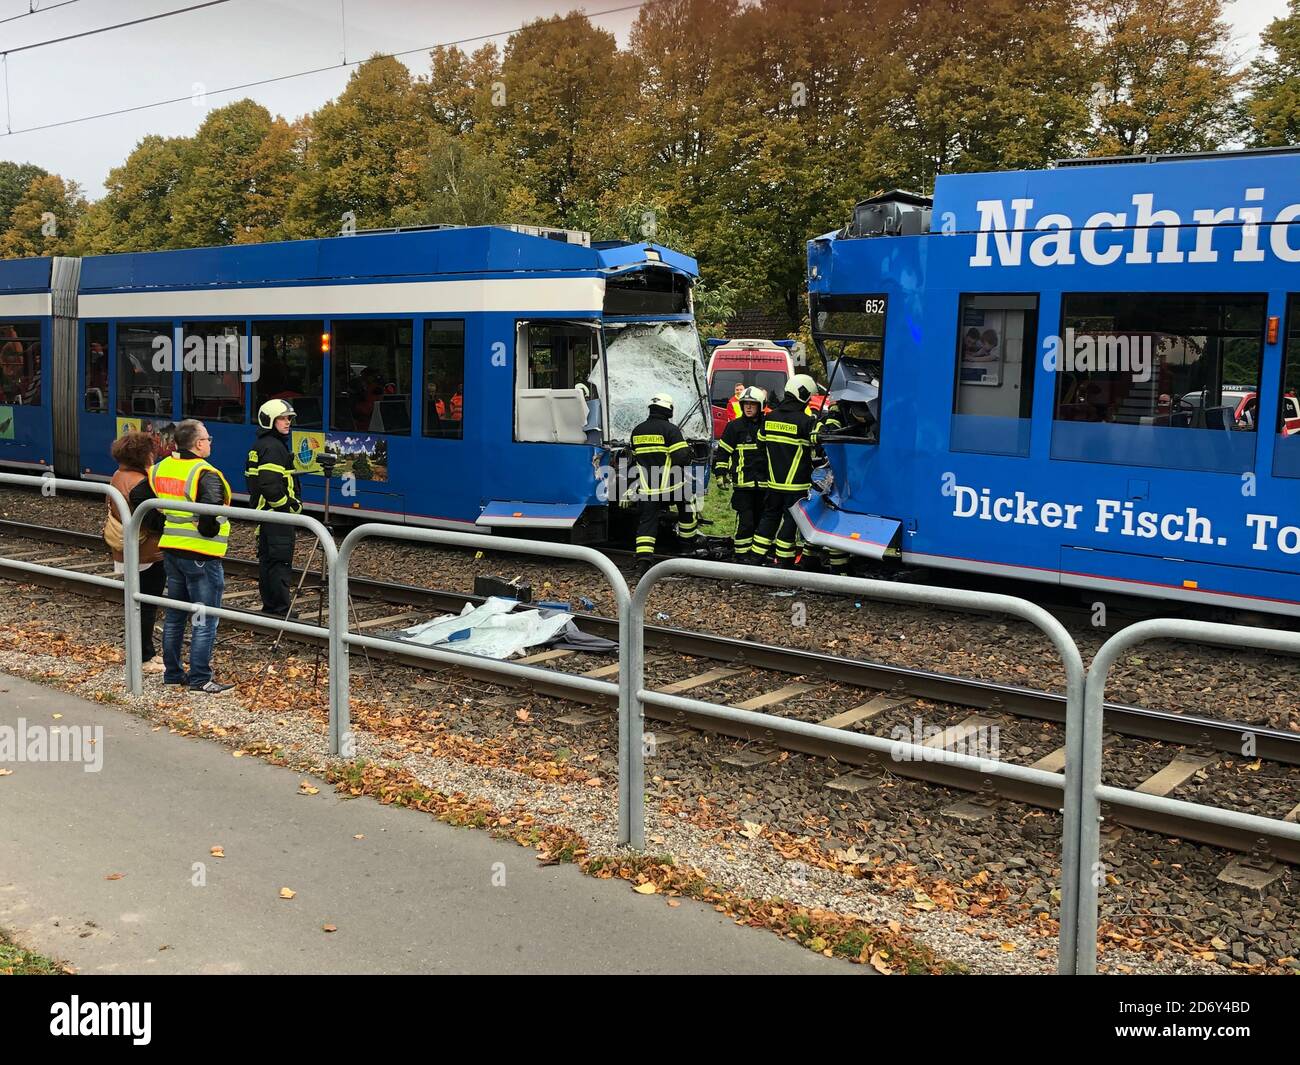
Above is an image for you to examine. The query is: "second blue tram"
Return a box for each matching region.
[803,148,1300,616]
[0,224,712,542]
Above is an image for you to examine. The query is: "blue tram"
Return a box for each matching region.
[802,148,1300,616]
[0,225,711,542]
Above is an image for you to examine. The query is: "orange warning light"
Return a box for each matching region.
[321,332,331,354]
[513,511,523,518]
[850,532,861,539]
[1269,316,1280,344]
[1182,579,1198,589]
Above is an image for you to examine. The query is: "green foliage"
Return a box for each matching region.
[1243,0,1300,146]
[0,173,86,257]
[0,161,48,233]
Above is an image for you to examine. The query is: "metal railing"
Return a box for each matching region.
[334,525,634,823]
[630,557,1090,973]
[0,472,137,684]
[1074,618,1300,975]
[6,477,1300,975]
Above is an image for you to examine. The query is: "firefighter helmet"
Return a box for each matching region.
[648,392,674,416]
[257,398,297,430]
[738,386,766,406]
[786,374,819,404]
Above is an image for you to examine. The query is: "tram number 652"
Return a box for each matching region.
[862,298,886,315]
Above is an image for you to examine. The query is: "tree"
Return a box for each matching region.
[1086,0,1240,155]
[1243,0,1300,146]
[167,100,303,247]
[0,162,48,233]
[391,126,527,228]
[75,135,189,253]
[0,174,86,257]
[495,13,638,225]
[282,55,426,237]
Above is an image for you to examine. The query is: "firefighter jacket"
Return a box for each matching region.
[714,413,763,488]
[630,413,689,497]
[758,396,818,491]
[245,428,303,514]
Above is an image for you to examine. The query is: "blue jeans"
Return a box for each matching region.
[162,554,225,688]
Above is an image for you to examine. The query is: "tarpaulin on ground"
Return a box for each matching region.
[393,596,615,660]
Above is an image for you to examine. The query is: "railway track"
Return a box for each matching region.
[2,517,1299,863]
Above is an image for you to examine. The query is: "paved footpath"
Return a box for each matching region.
[0,672,853,975]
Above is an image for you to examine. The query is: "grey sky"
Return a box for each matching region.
[0,0,1289,198]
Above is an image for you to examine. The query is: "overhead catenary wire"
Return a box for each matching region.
[0,0,657,138]
[0,0,88,28]
[1,0,235,56]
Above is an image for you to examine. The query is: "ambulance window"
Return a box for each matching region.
[950,294,1038,457]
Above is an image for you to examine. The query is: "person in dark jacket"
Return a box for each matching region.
[751,374,820,567]
[245,399,303,618]
[713,385,766,561]
[629,392,700,568]
[147,418,233,693]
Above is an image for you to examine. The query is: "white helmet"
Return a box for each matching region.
[258,397,297,430]
[738,386,766,406]
[649,392,674,415]
[786,374,819,404]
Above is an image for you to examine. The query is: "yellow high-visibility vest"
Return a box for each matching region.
[149,455,232,557]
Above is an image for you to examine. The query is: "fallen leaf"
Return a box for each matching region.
[232,750,246,758]
[322,924,337,933]
[739,821,764,840]
[210,846,225,858]
[1000,941,1017,952]
[584,777,603,787]
[0,768,12,777]
[666,899,681,908]
[869,951,893,974]
[104,873,125,881]
[809,936,827,952]
[352,834,364,840]
[298,782,319,796]
[515,708,530,722]
[633,882,657,895]
[52,713,62,719]
[279,887,296,900]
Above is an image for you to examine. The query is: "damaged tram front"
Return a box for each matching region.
[488,236,712,545]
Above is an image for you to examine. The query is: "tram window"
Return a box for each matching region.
[331,319,413,435]
[253,320,324,429]
[182,321,245,423]
[1271,295,1300,478]
[84,323,109,413]
[423,319,465,440]
[1051,293,1265,473]
[951,295,1037,457]
[525,322,594,389]
[116,322,173,418]
[0,321,41,406]
[515,321,598,444]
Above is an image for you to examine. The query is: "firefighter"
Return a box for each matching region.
[812,388,878,574]
[629,392,700,569]
[713,385,766,561]
[752,374,819,567]
[245,398,303,618]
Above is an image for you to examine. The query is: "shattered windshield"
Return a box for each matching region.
[600,321,710,442]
